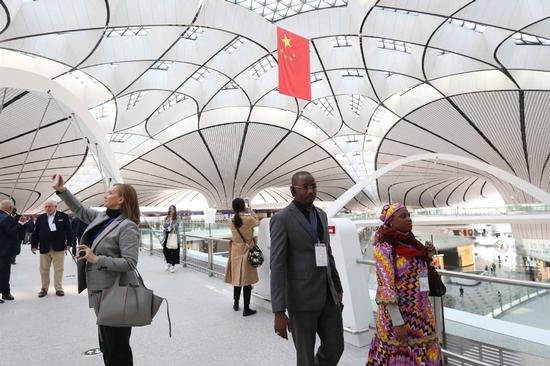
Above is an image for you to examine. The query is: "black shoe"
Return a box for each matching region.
[0,299,4,304]
[2,293,14,301]
[233,301,239,311]
[243,309,257,317]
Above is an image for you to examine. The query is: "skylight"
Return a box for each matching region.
[181,26,205,40]
[311,72,323,83]
[341,69,363,77]
[383,71,393,78]
[222,81,239,90]
[249,56,276,79]
[376,6,418,15]
[448,18,486,33]
[91,105,108,119]
[110,133,132,143]
[331,35,352,47]
[376,38,411,53]
[126,91,146,110]
[512,32,550,45]
[71,70,98,87]
[313,97,335,117]
[224,37,245,54]
[153,93,187,116]
[191,67,210,82]
[106,26,152,37]
[150,61,173,71]
[436,49,449,56]
[398,86,412,96]
[227,0,348,22]
[348,95,366,115]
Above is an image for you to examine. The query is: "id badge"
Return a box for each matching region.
[419,273,429,292]
[315,243,328,267]
[50,223,57,232]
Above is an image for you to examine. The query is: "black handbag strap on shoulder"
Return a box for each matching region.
[235,226,251,248]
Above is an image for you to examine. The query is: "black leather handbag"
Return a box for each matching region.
[427,265,446,297]
[236,227,264,268]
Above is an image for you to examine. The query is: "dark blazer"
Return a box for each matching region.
[270,203,343,313]
[12,213,25,255]
[0,211,19,257]
[31,211,73,254]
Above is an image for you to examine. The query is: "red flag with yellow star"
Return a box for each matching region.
[277,27,311,101]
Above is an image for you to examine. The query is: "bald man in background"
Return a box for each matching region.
[0,200,26,302]
[31,200,72,298]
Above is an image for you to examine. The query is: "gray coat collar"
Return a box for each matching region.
[89,214,126,251]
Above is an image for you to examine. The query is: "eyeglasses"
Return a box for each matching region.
[292,184,317,191]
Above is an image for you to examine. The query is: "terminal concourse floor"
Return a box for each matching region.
[2,247,369,366]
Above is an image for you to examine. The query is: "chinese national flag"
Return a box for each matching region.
[277,27,311,101]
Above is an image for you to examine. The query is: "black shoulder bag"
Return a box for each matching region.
[235,226,264,268]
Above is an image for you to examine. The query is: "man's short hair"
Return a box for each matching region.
[291,171,313,186]
[0,199,14,212]
[44,199,57,207]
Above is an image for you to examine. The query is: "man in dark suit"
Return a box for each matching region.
[0,199,26,302]
[31,199,73,297]
[10,207,25,264]
[24,216,36,244]
[270,171,344,366]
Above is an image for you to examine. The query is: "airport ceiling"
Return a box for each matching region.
[1,0,550,212]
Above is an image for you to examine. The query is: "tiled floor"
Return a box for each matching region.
[2,247,369,366]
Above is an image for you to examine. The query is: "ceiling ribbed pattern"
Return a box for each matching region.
[1,0,550,212]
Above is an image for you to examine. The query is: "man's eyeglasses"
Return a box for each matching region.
[292,184,317,191]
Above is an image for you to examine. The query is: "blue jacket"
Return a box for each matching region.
[31,211,73,253]
[0,211,19,257]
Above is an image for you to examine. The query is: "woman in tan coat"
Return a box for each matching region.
[224,198,259,316]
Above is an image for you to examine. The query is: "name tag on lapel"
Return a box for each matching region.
[315,243,328,267]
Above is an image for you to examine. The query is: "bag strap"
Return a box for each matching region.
[164,297,172,337]
[235,226,251,248]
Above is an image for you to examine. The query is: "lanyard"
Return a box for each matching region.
[308,207,320,243]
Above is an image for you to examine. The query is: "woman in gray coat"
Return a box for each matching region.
[52,174,140,366]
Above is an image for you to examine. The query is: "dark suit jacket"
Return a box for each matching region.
[0,211,19,257]
[270,203,343,313]
[31,211,73,254]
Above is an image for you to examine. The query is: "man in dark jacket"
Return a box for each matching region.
[10,207,25,264]
[24,217,35,244]
[31,199,72,298]
[0,200,26,302]
[69,216,88,256]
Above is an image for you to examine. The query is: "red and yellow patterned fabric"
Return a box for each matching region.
[367,241,442,365]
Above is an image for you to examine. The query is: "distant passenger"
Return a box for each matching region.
[224,198,259,316]
[31,199,73,297]
[367,203,442,365]
[459,287,464,297]
[162,205,180,273]
[270,171,344,366]
[53,173,140,366]
[0,200,27,302]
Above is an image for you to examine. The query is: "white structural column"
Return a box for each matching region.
[326,153,550,218]
[253,218,374,347]
[0,67,123,184]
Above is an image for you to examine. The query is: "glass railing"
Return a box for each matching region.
[139,229,231,278]
[357,258,550,364]
[336,203,550,221]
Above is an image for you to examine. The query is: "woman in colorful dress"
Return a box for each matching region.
[367,203,442,365]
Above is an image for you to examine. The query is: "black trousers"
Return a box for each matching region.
[233,285,252,308]
[98,325,133,366]
[0,256,11,295]
[162,246,180,265]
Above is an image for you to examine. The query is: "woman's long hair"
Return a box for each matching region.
[114,184,140,225]
[167,205,177,220]
[232,198,246,229]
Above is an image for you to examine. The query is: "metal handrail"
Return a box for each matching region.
[356,258,550,290]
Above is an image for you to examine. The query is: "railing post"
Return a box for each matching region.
[149,230,153,255]
[181,233,187,267]
[433,297,446,351]
[208,238,214,277]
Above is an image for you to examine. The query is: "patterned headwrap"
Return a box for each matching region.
[379,203,406,226]
[373,202,406,245]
